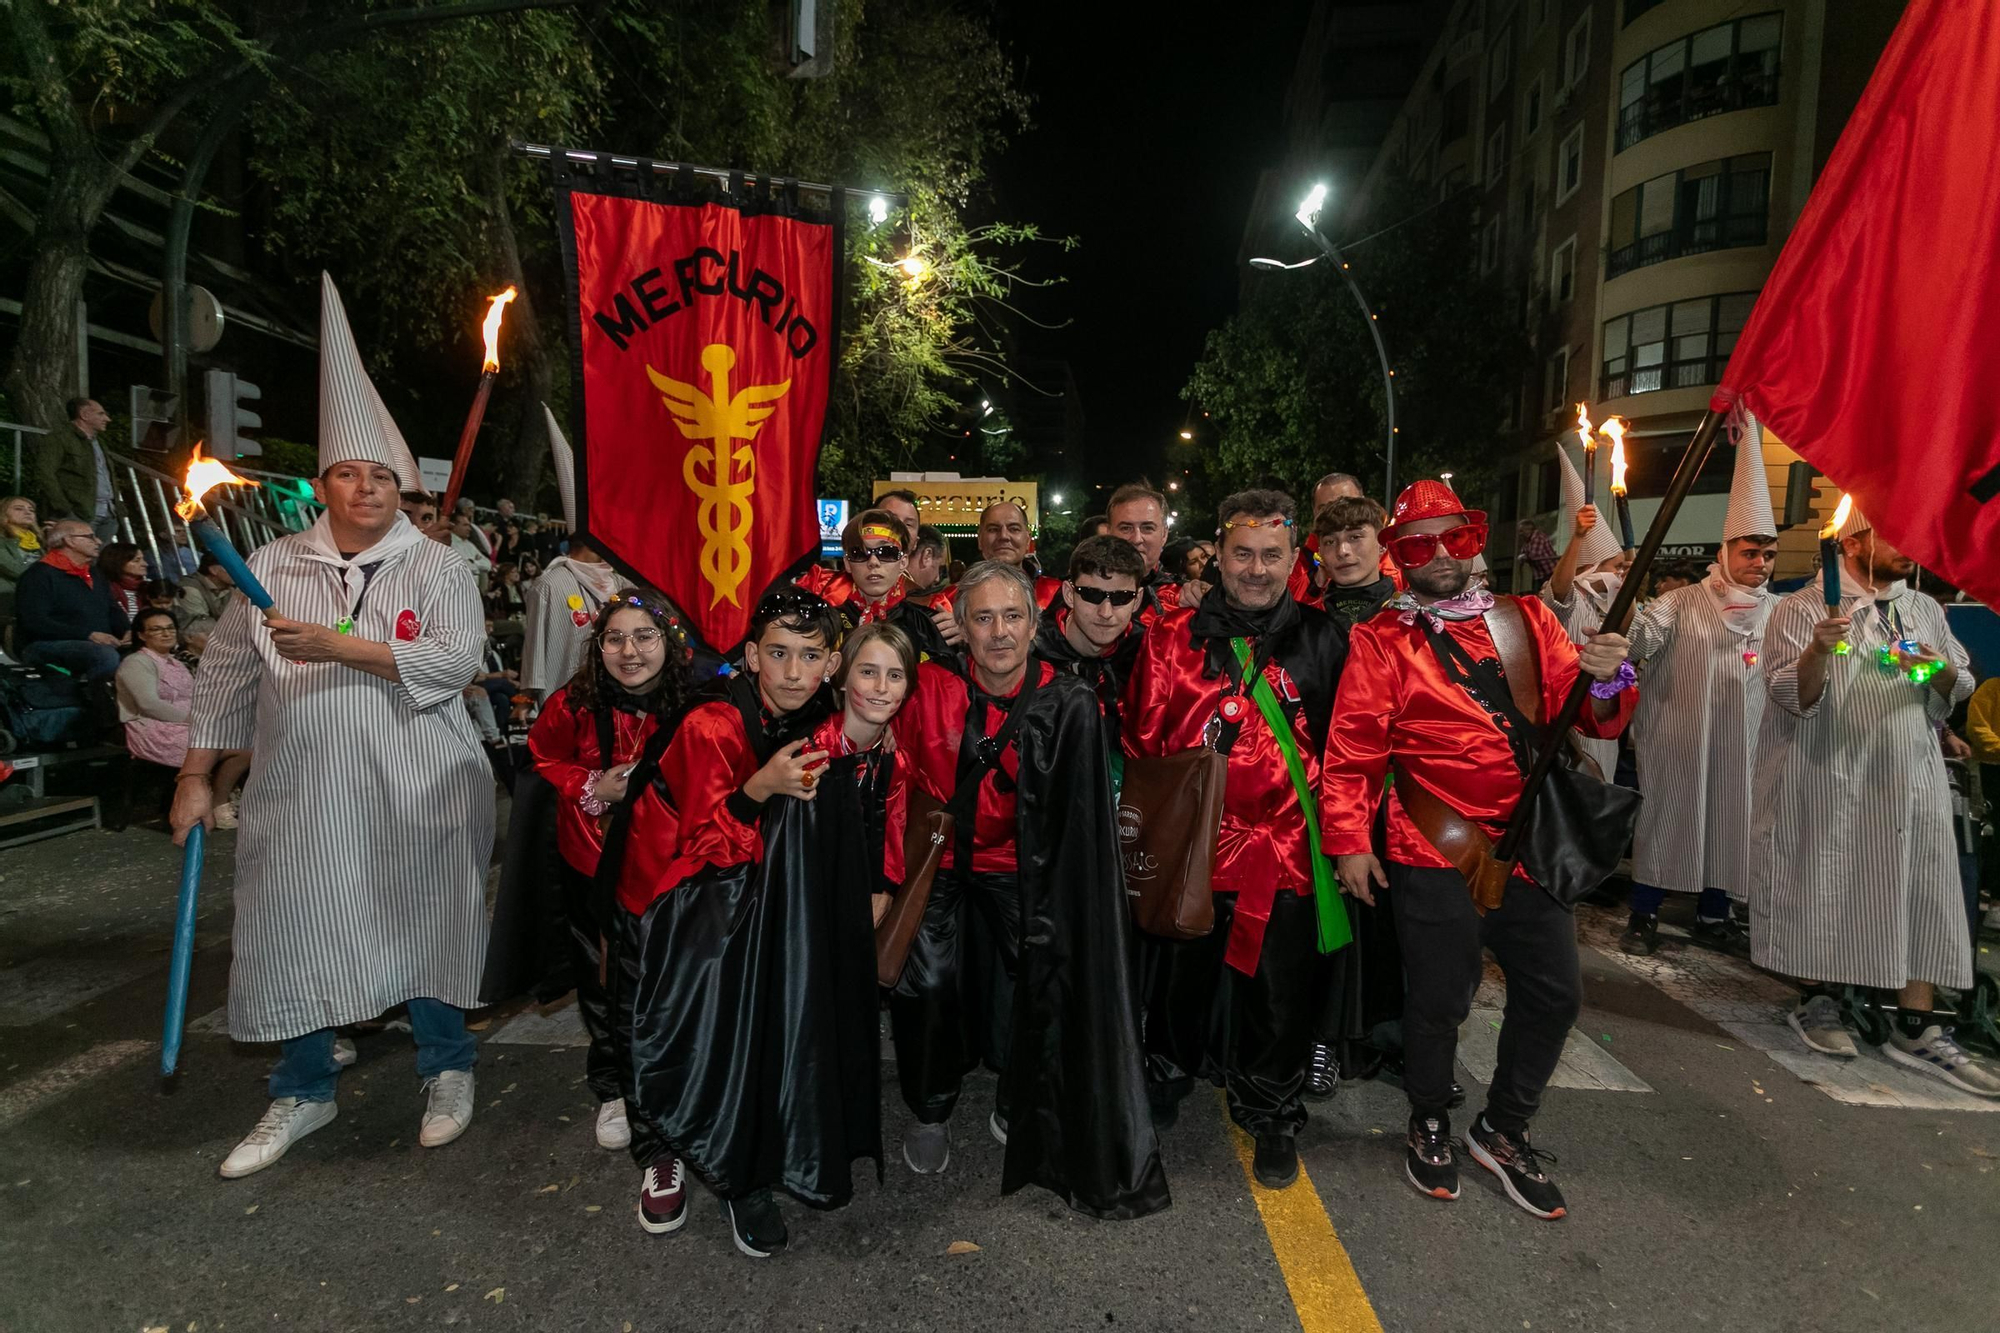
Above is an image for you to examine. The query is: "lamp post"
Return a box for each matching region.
[1249,181,1399,500]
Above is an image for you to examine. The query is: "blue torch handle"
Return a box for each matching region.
[190,518,275,612]
[162,822,205,1076]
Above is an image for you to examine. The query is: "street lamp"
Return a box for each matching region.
[1178,429,1193,440]
[1250,180,1399,499]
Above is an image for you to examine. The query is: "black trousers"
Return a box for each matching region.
[1139,891,1321,1139]
[608,907,673,1170]
[559,860,621,1102]
[1390,862,1580,1134]
[888,870,1022,1125]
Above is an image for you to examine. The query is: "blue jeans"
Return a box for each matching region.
[1630,883,1731,922]
[21,638,120,681]
[269,998,478,1103]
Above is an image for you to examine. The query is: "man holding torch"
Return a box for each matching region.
[1749,504,1998,1095]
[174,276,495,1177]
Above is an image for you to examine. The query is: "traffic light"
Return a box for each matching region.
[203,368,262,460]
[129,384,178,453]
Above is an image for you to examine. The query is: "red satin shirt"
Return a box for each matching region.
[527,686,661,877]
[891,659,1057,875]
[1318,596,1636,875]
[614,699,765,915]
[796,565,917,623]
[1122,607,1320,972]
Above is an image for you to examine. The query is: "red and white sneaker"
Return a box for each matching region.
[638,1158,688,1234]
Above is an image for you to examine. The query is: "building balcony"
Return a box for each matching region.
[1607,212,1768,278]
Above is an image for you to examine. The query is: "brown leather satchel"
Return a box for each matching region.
[874,786,953,987]
[1390,597,1543,914]
[1118,746,1227,939]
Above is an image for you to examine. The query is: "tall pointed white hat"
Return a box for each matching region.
[1557,443,1624,567]
[543,402,577,531]
[318,272,423,491]
[1833,497,1872,541]
[1721,411,1779,540]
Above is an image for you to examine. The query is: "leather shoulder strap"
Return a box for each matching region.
[1485,596,1544,727]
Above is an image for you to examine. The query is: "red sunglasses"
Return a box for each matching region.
[1386,522,1488,569]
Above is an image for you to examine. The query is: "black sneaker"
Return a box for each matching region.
[1689,914,1750,956]
[1305,1042,1337,1100]
[1404,1114,1458,1201]
[1447,1081,1466,1109]
[1619,913,1661,956]
[1467,1117,1566,1220]
[1252,1134,1299,1189]
[723,1189,788,1258]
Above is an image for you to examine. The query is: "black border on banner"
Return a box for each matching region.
[543,149,848,658]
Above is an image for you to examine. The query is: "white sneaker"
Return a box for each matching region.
[1885,1025,2000,1097]
[419,1070,476,1147]
[332,1036,357,1068]
[213,800,238,830]
[595,1097,632,1150]
[1787,994,1858,1058]
[219,1097,336,1179]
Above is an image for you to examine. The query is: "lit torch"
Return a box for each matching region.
[1603,416,1635,549]
[1575,402,1597,507]
[176,445,276,613]
[441,286,517,519]
[1819,492,1853,611]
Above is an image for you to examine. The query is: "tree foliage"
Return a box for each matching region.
[1184,176,1527,508]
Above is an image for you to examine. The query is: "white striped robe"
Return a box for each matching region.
[520,557,619,695]
[1539,580,1622,781]
[1749,577,1973,989]
[1626,579,1770,897]
[188,515,494,1041]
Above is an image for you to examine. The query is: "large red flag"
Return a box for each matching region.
[1713,0,2000,606]
[559,183,837,649]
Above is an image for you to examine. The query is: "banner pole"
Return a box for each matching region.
[1492,406,1727,865]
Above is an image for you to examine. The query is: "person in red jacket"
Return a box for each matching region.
[1123,488,1348,1192]
[603,589,839,1256]
[1320,479,1634,1221]
[526,589,692,1155]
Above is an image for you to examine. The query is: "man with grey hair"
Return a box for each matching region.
[888,560,1168,1219]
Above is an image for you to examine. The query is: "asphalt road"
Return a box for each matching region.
[2,818,1998,1333]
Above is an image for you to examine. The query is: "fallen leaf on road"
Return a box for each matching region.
[535,1184,559,1195]
[585,1206,602,1213]
[406,1297,421,1304]
[244,1205,258,1215]
[445,1284,459,1292]
[502,1083,517,1094]
[946,1240,981,1255]
[467,1020,491,1031]
[1715,1043,1734,1051]
[485,1287,505,1303]
[558,1116,571,1123]
[1970,1147,1997,1159]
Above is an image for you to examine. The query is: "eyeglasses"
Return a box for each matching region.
[1070,584,1139,607]
[141,622,178,634]
[844,545,904,564]
[601,629,665,650]
[1385,523,1488,569]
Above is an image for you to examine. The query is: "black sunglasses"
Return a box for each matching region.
[844,545,903,564]
[1071,584,1139,607]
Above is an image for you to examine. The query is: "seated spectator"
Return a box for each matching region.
[14,520,128,679]
[143,579,178,614]
[98,541,149,620]
[120,608,251,825]
[174,552,235,637]
[449,514,493,593]
[519,552,543,583]
[0,494,42,630]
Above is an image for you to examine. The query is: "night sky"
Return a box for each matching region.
[984,4,1313,489]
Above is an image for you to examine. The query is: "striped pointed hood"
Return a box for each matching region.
[318,273,423,491]
[1557,443,1624,568]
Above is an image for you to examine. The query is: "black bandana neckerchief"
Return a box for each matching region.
[1190,589,1301,680]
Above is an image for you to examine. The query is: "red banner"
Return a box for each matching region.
[563,188,836,648]
[1714,0,2000,606]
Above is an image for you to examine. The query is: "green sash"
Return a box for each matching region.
[1231,638,1352,954]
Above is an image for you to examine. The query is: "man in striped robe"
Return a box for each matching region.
[1618,426,1779,955]
[1751,506,1998,1097]
[174,274,496,1177]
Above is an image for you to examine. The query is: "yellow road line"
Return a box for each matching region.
[1227,1103,1385,1333]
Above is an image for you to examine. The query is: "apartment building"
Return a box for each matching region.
[1314,0,1901,582]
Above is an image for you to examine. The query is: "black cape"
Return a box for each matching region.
[623,683,875,1206]
[997,670,1171,1219]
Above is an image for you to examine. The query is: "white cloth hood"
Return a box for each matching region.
[319,273,423,492]
[1557,443,1624,568]
[1721,412,1779,540]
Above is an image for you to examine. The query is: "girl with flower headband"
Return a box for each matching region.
[522,588,695,1157]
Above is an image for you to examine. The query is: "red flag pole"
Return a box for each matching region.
[1492,406,1727,865]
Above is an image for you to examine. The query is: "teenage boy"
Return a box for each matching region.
[1033,535,1148,735]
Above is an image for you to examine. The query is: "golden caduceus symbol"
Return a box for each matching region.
[646,344,792,608]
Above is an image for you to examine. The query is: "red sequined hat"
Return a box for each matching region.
[1379,479,1487,544]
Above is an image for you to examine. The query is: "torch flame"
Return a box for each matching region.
[1574,401,1595,447]
[480,286,518,372]
[175,443,259,520]
[1819,491,1854,541]
[1604,417,1629,495]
